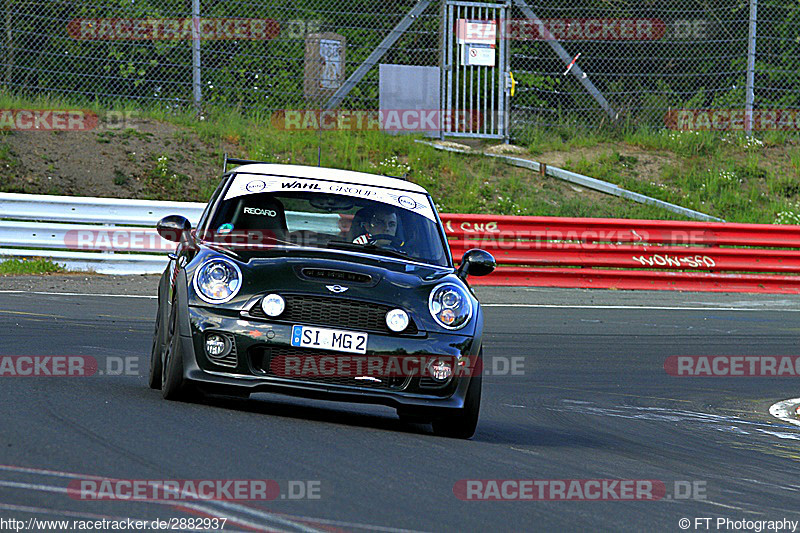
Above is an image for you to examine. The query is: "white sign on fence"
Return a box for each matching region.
[461,43,496,67]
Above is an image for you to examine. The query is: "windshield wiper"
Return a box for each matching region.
[326,240,409,260]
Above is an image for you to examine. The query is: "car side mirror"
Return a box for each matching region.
[457,249,496,279]
[157,215,192,243]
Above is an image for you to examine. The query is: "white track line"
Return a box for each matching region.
[1,289,798,313]
[483,303,800,312]
[769,398,800,428]
[0,465,373,533]
[0,465,319,533]
[1,290,795,311]
[0,290,156,299]
[0,502,150,524]
[0,502,249,533]
[0,479,278,533]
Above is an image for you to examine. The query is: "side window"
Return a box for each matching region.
[285,211,343,234]
[196,177,228,235]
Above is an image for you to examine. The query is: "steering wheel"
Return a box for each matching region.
[367,233,405,250]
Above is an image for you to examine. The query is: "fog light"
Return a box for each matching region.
[205,334,228,357]
[429,359,453,382]
[385,309,409,333]
[261,294,285,317]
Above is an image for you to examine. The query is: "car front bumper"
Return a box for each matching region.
[179,306,481,411]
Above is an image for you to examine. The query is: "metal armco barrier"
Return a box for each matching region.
[3,193,800,293]
[0,193,204,275]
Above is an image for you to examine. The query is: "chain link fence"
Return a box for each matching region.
[509,0,755,134]
[0,0,797,137]
[0,0,441,112]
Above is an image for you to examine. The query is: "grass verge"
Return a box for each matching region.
[0,258,66,275]
[3,92,800,223]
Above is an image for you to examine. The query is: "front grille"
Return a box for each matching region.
[300,268,373,284]
[248,294,419,335]
[249,346,407,390]
[419,376,451,388]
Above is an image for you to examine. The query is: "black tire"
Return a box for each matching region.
[431,361,482,439]
[148,299,165,390]
[161,300,197,402]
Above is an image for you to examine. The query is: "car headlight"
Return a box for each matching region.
[428,283,472,330]
[193,257,242,304]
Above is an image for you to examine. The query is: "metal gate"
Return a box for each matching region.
[441,0,511,140]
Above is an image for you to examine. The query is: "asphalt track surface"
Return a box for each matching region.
[1,280,800,532]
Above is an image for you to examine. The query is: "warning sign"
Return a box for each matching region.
[304,32,346,98]
[461,43,495,67]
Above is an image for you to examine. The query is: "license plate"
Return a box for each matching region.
[291,325,368,354]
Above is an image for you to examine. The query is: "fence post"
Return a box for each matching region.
[745,0,757,135]
[3,0,12,87]
[439,0,447,141]
[191,0,202,115]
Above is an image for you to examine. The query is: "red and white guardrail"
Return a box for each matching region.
[447,214,800,293]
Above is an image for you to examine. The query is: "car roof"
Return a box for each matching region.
[229,163,430,195]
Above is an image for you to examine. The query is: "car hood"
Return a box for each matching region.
[188,245,472,334]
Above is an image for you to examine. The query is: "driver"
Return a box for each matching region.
[352,206,398,244]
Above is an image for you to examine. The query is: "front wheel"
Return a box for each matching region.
[148,299,165,389]
[431,358,482,439]
[161,300,198,402]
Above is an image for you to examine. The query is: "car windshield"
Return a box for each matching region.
[199,184,450,267]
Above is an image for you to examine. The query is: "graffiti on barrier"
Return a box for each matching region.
[633,254,716,268]
[446,220,500,233]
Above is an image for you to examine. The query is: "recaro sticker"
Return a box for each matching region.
[243,207,277,216]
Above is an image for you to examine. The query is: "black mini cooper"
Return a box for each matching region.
[149,158,495,438]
